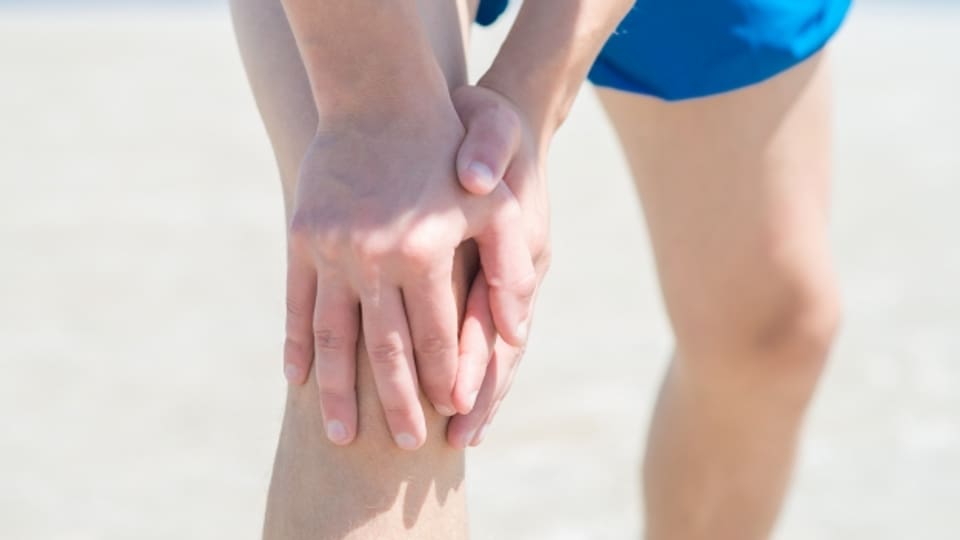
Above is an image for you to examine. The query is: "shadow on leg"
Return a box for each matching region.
[230,0,480,537]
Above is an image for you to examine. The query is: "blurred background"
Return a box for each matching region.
[1,1,958,538]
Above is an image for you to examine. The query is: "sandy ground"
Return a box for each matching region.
[2,4,959,539]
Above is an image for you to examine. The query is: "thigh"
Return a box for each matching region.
[597,53,838,353]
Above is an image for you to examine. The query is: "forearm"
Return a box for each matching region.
[480,0,634,144]
[280,0,451,124]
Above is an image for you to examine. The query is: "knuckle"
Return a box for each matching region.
[487,271,537,302]
[368,339,405,366]
[286,296,312,321]
[398,237,432,267]
[349,232,388,263]
[289,212,341,259]
[349,235,374,260]
[414,334,456,360]
[313,327,347,352]
[287,212,313,240]
[398,227,448,268]
[514,272,538,302]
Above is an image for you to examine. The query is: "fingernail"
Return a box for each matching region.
[472,424,489,446]
[516,320,528,341]
[461,430,477,448]
[395,433,418,450]
[435,404,456,417]
[467,390,480,410]
[467,161,497,190]
[326,420,348,444]
[284,364,302,383]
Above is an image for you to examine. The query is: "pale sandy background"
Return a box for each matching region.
[2,3,959,539]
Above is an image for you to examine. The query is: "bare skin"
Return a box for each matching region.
[231,0,840,537]
[231,0,480,537]
[445,45,841,537]
[275,0,536,450]
[598,53,840,540]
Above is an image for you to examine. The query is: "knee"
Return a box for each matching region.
[670,261,841,375]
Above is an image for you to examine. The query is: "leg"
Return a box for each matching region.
[229,1,479,538]
[597,53,841,540]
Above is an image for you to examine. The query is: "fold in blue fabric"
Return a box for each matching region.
[475,0,852,100]
[476,0,509,26]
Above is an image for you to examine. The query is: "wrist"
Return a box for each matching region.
[305,49,454,131]
[475,0,635,149]
[477,70,565,156]
[282,0,453,128]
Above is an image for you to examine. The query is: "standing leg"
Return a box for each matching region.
[597,53,841,540]
[229,1,480,538]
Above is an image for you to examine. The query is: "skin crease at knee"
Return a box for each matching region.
[229,0,481,537]
[596,55,838,540]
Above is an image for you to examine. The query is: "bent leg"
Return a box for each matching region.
[597,53,840,540]
[230,1,479,538]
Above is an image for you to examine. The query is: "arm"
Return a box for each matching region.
[277,0,536,450]
[455,0,636,199]
[481,0,635,146]
[447,0,634,446]
[228,1,520,536]
[280,0,449,123]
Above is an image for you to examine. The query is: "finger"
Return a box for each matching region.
[283,249,317,386]
[472,344,522,447]
[360,285,426,451]
[453,88,521,195]
[446,348,501,450]
[473,185,537,347]
[452,271,496,414]
[403,260,460,417]
[312,275,360,446]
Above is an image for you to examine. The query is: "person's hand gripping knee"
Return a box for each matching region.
[282,95,537,451]
[447,84,553,448]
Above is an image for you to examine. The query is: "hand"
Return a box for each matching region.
[446,84,552,449]
[282,98,537,450]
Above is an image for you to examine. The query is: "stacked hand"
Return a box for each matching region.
[446,84,551,448]
[283,85,550,450]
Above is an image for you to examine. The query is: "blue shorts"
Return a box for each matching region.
[476,0,851,101]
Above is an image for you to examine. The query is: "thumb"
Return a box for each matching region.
[454,90,522,195]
